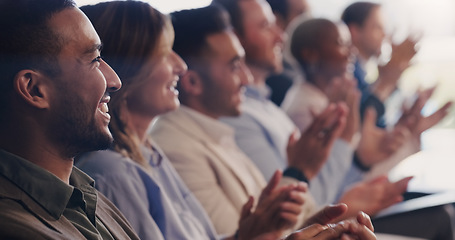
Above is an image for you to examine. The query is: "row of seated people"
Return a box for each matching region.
[77,1,376,239]
[0,0,375,239]
[0,0,452,239]
[77,0,454,239]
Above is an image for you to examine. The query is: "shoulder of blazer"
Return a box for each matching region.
[153,108,212,143]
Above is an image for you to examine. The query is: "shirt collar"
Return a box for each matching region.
[0,149,94,219]
[179,105,235,144]
[245,85,271,101]
[355,56,367,69]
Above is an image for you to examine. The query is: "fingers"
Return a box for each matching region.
[302,103,347,150]
[308,102,348,146]
[432,101,453,120]
[367,175,389,185]
[356,212,374,232]
[292,214,376,240]
[288,129,300,146]
[285,224,328,240]
[391,36,419,64]
[392,176,413,194]
[255,183,308,230]
[313,222,350,240]
[307,104,337,135]
[278,183,308,209]
[340,234,358,240]
[304,203,348,227]
[240,196,254,220]
[419,101,453,133]
[260,170,283,199]
[287,183,308,205]
[405,94,427,119]
[346,223,377,240]
[362,107,378,131]
[419,86,436,100]
[279,202,303,223]
[377,176,412,208]
[286,130,300,161]
[388,125,410,146]
[323,103,348,145]
[346,88,361,112]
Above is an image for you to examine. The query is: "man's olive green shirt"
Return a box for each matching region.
[0,149,139,240]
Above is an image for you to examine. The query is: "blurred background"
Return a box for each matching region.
[76,0,455,129]
[75,0,455,191]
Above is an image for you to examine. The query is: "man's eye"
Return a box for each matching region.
[232,61,241,71]
[92,56,102,63]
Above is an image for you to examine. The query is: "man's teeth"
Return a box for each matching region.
[169,80,178,90]
[274,46,282,55]
[100,102,109,113]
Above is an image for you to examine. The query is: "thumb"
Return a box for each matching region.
[240,196,254,220]
[303,203,348,226]
[286,224,328,240]
[287,130,299,147]
[393,176,414,193]
[286,130,299,159]
[260,170,282,199]
[362,107,377,130]
[367,175,389,185]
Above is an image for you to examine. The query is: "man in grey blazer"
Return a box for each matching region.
[0,0,139,239]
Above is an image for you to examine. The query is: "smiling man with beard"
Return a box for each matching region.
[0,0,139,239]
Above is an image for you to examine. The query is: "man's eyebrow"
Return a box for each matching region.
[229,55,242,64]
[83,43,103,55]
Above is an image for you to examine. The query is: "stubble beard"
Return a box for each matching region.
[51,94,113,159]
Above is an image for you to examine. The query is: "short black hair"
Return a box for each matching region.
[172,4,231,68]
[291,18,336,79]
[341,1,380,27]
[211,0,245,36]
[0,0,76,118]
[266,0,289,20]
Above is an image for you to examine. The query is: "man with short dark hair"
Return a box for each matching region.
[0,0,139,239]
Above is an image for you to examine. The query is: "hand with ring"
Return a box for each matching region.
[286,103,348,180]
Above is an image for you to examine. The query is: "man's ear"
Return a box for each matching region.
[348,24,361,43]
[179,70,204,96]
[13,70,51,109]
[300,47,319,64]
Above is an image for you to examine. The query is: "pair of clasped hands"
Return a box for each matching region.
[233,171,376,240]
